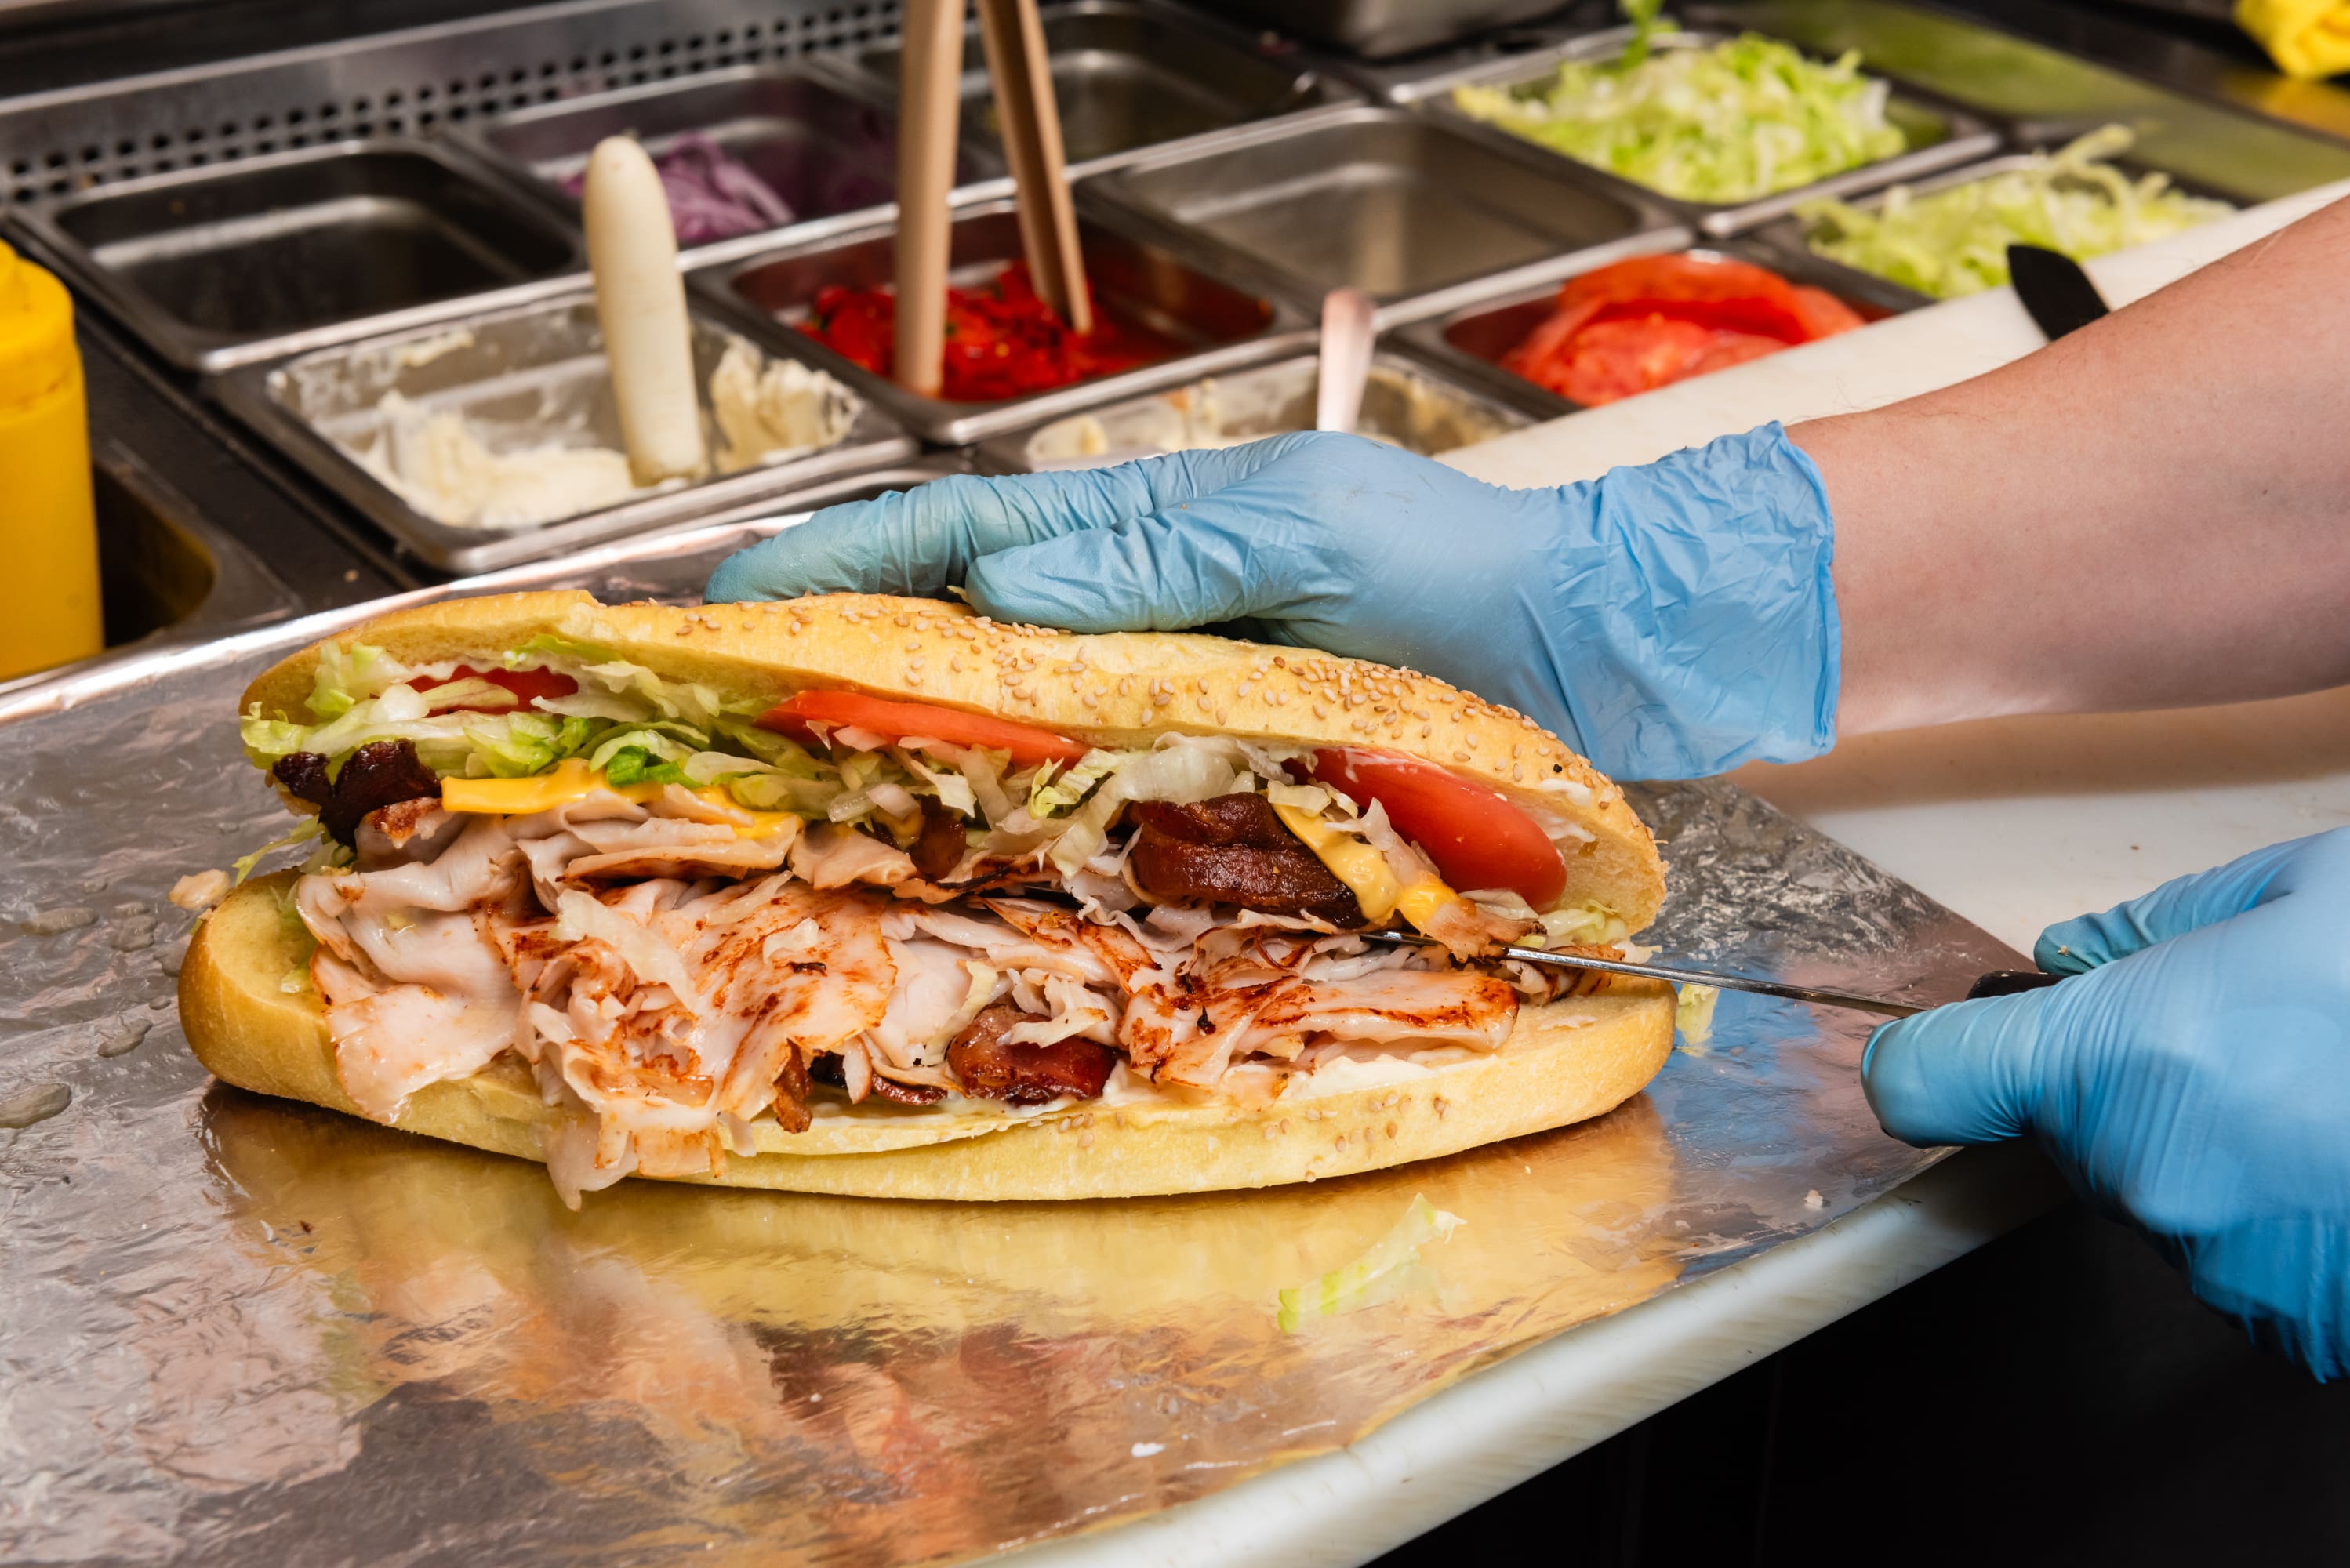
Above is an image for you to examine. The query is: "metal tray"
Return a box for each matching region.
[972,345,1541,472]
[452,64,1003,270]
[16,139,586,374]
[699,194,1309,445]
[1188,0,1572,61]
[1393,237,1923,416]
[1743,143,2249,309]
[1090,104,1688,325]
[1425,24,2002,238]
[211,292,917,575]
[0,535,2016,1562]
[834,0,1360,174]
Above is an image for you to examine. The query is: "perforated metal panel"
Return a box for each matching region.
[0,0,908,203]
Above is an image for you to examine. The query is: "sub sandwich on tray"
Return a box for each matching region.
[182,592,1673,1205]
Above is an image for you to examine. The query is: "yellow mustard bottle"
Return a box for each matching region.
[0,239,100,682]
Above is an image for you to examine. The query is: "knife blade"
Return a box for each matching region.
[1361,933,2059,1019]
[2007,244,2112,341]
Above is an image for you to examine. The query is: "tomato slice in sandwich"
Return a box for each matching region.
[409,665,579,713]
[757,690,1092,768]
[1309,748,1567,908]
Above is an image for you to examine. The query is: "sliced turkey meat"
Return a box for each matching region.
[289,772,1563,1202]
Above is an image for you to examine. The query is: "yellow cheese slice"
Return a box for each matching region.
[441,757,798,839]
[1273,801,1468,935]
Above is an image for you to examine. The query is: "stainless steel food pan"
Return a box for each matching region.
[972,346,1540,471]
[1426,24,2002,238]
[833,0,1360,174]
[18,139,585,373]
[210,292,917,575]
[1744,145,2246,309]
[1187,0,1571,61]
[1393,236,1923,416]
[1090,106,1689,326]
[699,196,1309,445]
[452,64,1004,270]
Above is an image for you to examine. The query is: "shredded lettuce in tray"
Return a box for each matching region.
[1797,125,2234,299]
[1451,6,1906,205]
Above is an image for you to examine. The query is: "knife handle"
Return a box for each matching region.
[1964,968,2063,1001]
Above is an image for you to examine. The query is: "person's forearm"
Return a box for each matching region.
[1794,194,2350,737]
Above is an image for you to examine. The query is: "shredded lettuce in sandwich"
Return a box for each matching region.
[240,637,1599,938]
[1451,2,1906,204]
[1798,125,2232,299]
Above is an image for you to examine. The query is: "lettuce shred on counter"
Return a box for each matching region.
[1451,4,1907,204]
[1277,1194,1466,1332]
[1798,125,2233,299]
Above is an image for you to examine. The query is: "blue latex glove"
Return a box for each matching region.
[705,426,1839,779]
[1865,829,2350,1378]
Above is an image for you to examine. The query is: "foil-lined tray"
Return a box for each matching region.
[0,517,2021,1565]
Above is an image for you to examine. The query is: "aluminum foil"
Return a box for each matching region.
[0,522,2021,1564]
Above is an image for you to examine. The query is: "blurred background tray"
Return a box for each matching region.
[973,346,1542,470]
[837,0,1360,172]
[212,292,916,573]
[1424,24,2003,237]
[1395,235,1930,416]
[455,64,1001,267]
[1091,105,1687,323]
[16,139,583,372]
[701,194,1308,442]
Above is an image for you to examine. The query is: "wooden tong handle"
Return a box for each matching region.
[892,0,963,394]
[977,0,1091,335]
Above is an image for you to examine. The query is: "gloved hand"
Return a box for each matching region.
[1865,829,2350,1378]
[706,426,1839,779]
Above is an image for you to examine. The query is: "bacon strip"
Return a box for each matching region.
[947,1001,1115,1105]
[274,739,442,846]
[1127,794,1364,924]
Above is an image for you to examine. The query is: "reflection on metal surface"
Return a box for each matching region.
[0,522,2021,1563]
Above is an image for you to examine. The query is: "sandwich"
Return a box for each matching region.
[181,591,1673,1206]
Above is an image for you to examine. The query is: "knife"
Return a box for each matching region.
[1361,933,2058,1019]
[2007,244,2112,341]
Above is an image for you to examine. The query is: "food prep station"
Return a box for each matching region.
[6,0,2350,1561]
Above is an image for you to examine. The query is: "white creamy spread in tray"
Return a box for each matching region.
[354,338,855,530]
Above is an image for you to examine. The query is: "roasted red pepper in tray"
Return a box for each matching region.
[1501,253,1868,408]
[798,261,1180,402]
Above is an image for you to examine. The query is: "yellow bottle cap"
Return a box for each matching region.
[0,241,77,412]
